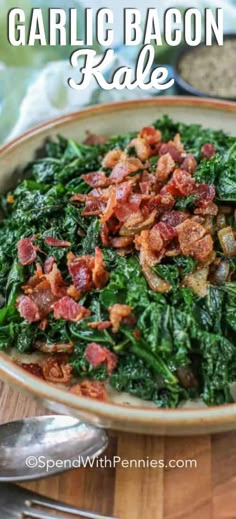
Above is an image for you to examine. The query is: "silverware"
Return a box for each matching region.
[0,483,118,518]
[0,416,108,481]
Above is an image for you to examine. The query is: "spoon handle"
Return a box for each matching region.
[26,497,119,519]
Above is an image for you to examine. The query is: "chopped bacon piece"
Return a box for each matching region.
[82,172,108,188]
[115,197,142,223]
[172,169,196,196]
[31,279,55,317]
[85,342,107,368]
[161,210,189,227]
[100,223,110,246]
[68,256,93,292]
[35,341,74,354]
[92,247,109,289]
[201,143,216,159]
[190,234,214,262]
[83,131,107,146]
[110,236,133,248]
[194,202,218,216]
[176,218,207,257]
[17,238,37,266]
[154,222,177,242]
[42,356,72,384]
[70,380,107,400]
[88,321,112,330]
[120,210,156,236]
[44,237,71,247]
[159,133,185,163]
[147,193,175,213]
[176,218,206,247]
[109,157,144,183]
[129,137,151,161]
[115,181,132,202]
[54,296,90,322]
[109,304,132,333]
[156,153,175,182]
[46,264,68,298]
[100,187,117,223]
[44,256,55,274]
[17,362,43,378]
[181,154,197,174]
[16,295,41,323]
[85,342,117,375]
[139,126,162,146]
[148,227,164,252]
[102,149,123,169]
[67,285,81,300]
[194,183,216,208]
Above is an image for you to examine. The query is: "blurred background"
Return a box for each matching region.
[0,0,236,144]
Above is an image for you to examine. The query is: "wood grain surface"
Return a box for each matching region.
[1,380,236,519]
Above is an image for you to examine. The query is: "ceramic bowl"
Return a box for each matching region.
[1,96,236,436]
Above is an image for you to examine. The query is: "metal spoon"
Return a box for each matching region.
[0,415,108,482]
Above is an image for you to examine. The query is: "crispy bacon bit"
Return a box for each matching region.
[92,247,109,289]
[17,238,37,266]
[42,356,72,384]
[100,222,110,246]
[68,255,93,292]
[194,184,216,208]
[35,341,74,354]
[67,285,81,301]
[46,264,68,298]
[88,321,112,330]
[44,237,71,248]
[109,156,144,183]
[148,227,164,252]
[18,362,43,378]
[172,168,196,196]
[176,218,206,255]
[44,256,55,274]
[201,143,216,159]
[31,279,55,317]
[161,210,189,227]
[129,137,151,161]
[109,304,132,333]
[110,236,133,248]
[139,126,162,146]
[120,210,157,237]
[159,133,185,163]
[16,295,41,323]
[154,222,177,242]
[85,342,107,367]
[181,154,197,174]
[54,296,90,322]
[70,380,107,400]
[83,131,107,146]
[85,342,117,375]
[194,202,218,216]
[147,193,175,213]
[100,187,117,223]
[156,153,175,182]
[82,172,108,188]
[102,149,123,169]
[191,235,214,262]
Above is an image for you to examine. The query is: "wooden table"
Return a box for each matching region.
[1,381,236,519]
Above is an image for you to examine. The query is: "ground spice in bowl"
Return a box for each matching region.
[177,39,236,99]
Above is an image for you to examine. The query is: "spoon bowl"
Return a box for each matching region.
[0,416,108,482]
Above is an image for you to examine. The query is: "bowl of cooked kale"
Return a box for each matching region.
[1,96,236,435]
